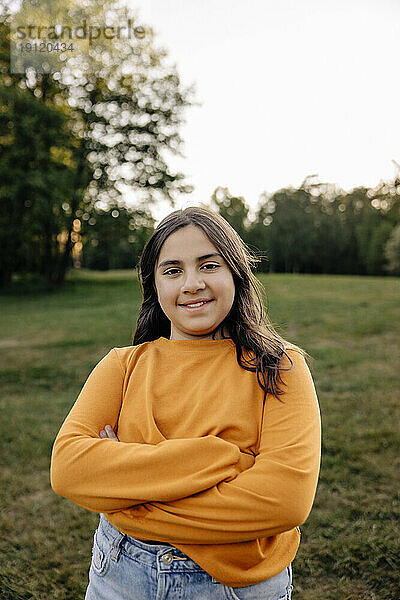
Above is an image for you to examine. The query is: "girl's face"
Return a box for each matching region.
[154,225,236,340]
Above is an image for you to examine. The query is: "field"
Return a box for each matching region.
[0,269,398,599]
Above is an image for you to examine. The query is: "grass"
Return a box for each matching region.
[0,268,399,599]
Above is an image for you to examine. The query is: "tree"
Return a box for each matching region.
[0,3,95,286]
[210,187,250,241]
[384,224,400,276]
[0,0,195,286]
[0,75,80,286]
[80,204,155,270]
[250,186,318,274]
[246,194,274,272]
[354,198,394,275]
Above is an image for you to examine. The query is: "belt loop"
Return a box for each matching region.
[110,532,125,562]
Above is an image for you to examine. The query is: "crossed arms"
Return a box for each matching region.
[50,347,321,544]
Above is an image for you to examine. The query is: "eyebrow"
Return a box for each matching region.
[157,253,223,269]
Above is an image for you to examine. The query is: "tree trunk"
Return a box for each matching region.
[57,164,87,284]
[56,224,73,285]
[0,265,13,288]
[44,227,55,285]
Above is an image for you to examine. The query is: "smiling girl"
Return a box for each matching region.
[50,206,321,600]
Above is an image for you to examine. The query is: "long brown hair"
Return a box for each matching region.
[133,205,311,402]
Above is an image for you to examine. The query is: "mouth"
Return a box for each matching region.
[179,299,214,311]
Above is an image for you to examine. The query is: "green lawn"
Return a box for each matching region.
[0,269,398,599]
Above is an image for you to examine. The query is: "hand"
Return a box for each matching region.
[99,424,119,442]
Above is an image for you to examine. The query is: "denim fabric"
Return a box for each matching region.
[85,514,293,600]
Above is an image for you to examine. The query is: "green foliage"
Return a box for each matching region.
[80,205,155,270]
[243,181,399,276]
[210,187,250,241]
[384,223,400,275]
[47,0,195,203]
[0,80,80,286]
[364,220,394,275]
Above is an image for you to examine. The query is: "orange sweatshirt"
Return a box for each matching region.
[50,336,321,587]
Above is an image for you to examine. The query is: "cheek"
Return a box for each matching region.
[220,274,235,301]
[156,280,176,305]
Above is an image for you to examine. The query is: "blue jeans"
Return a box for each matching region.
[85,514,293,599]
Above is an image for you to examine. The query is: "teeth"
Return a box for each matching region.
[184,301,208,308]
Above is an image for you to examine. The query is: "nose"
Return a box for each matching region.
[181,269,206,293]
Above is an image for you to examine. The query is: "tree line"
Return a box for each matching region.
[210,181,400,276]
[54,179,400,277]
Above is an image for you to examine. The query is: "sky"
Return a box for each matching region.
[123,0,400,223]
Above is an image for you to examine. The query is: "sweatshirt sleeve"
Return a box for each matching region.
[50,348,247,513]
[108,348,321,544]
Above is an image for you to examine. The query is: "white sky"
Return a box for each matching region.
[124,0,400,223]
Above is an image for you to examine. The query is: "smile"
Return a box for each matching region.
[179,300,214,311]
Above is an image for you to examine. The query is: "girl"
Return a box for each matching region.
[50,206,321,600]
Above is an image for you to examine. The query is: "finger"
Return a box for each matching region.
[99,429,107,438]
[105,424,119,441]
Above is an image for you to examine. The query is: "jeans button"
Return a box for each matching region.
[162,553,173,565]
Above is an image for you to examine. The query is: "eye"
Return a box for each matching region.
[164,268,180,275]
[163,263,220,276]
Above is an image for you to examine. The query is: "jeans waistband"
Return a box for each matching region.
[99,514,207,573]
[135,538,174,546]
